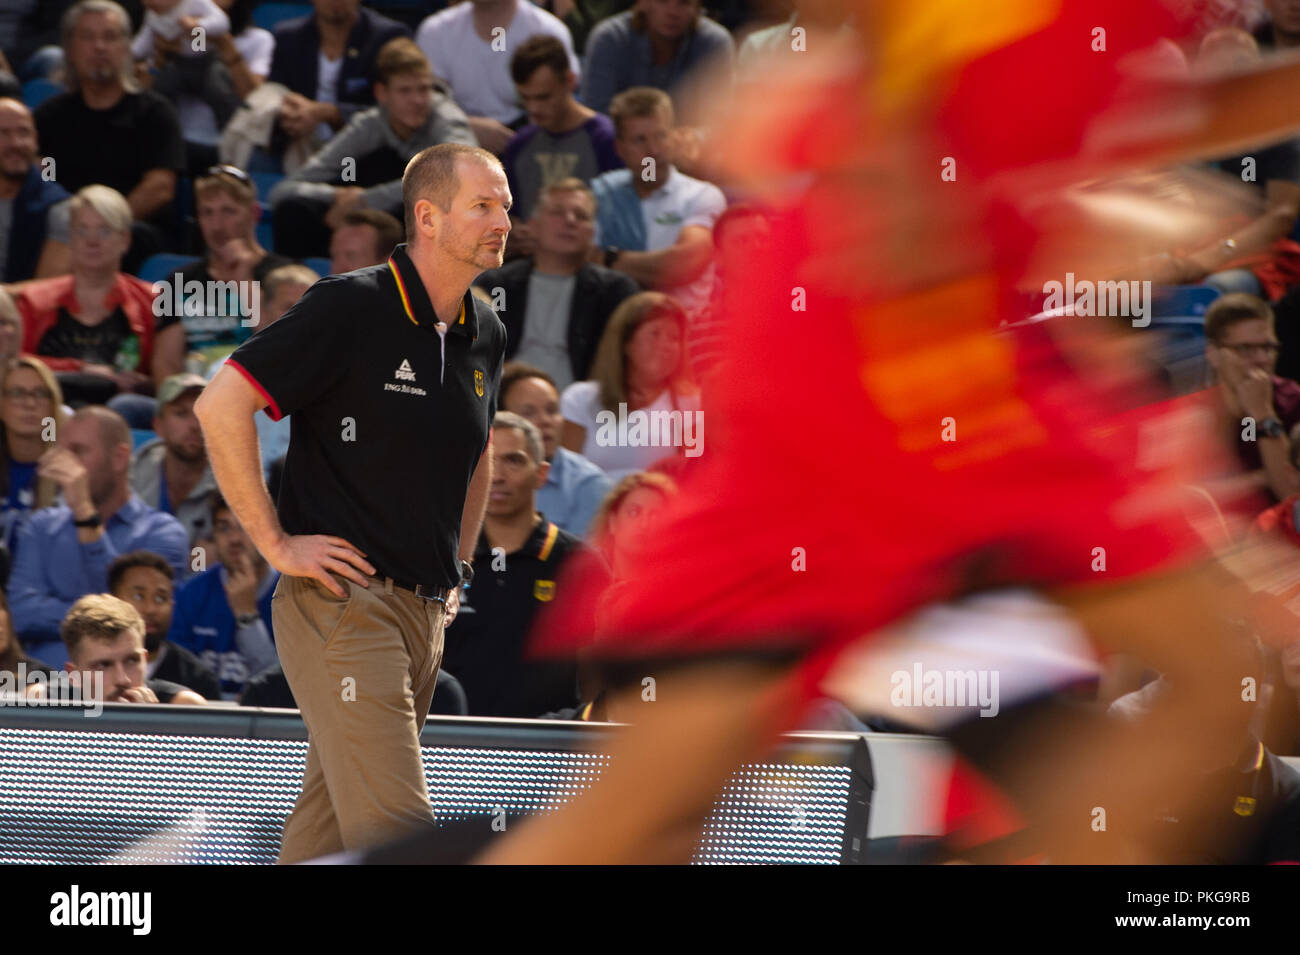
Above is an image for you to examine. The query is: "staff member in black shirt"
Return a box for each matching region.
[195,143,510,864]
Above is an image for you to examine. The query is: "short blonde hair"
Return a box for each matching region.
[61,594,145,658]
[68,184,132,235]
[588,471,678,551]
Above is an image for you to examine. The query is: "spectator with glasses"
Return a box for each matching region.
[0,357,64,555]
[15,185,171,410]
[1204,292,1300,502]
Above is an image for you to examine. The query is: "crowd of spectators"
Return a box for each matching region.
[0,3,1298,859]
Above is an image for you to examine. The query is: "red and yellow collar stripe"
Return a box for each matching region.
[537,522,559,561]
[387,256,417,326]
[388,256,467,327]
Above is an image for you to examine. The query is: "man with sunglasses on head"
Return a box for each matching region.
[154,165,293,375]
[1204,292,1300,502]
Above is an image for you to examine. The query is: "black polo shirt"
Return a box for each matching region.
[226,243,506,589]
[443,516,589,717]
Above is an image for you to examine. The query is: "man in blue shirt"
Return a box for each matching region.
[10,406,188,667]
[499,362,612,537]
[168,490,278,699]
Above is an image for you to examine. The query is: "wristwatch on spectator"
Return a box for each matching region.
[72,512,101,528]
[458,560,474,587]
[603,246,621,268]
[1259,417,1285,439]
[235,612,260,627]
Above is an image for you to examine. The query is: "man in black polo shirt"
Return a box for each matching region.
[194,143,510,864]
[443,411,595,718]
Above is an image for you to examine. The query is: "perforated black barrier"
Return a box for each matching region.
[0,703,872,864]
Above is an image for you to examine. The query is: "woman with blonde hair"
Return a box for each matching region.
[559,292,700,480]
[14,185,167,411]
[0,356,65,553]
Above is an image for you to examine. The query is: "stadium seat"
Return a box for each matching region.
[304,256,331,276]
[1151,284,1219,319]
[20,78,60,110]
[249,171,283,204]
[137,252,192,284]
[251,3,312,32]
[130,428,156,451]
[1148,286,1219,395]
[249,172,283,253]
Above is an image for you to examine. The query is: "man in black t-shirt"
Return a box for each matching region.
[195,143,509,863]
[34,1,185,273]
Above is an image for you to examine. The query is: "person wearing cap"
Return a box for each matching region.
[194,143,508,863]
[130,373,218,547]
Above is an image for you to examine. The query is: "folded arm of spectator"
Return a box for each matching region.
[127,169,177,222]
[152,323,186,384]
[609,225,713,288]
[233,618,277,678]
[270,111,385,207]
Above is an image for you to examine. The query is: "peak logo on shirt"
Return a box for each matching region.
[384,359,427,397]
[474,369,485,397]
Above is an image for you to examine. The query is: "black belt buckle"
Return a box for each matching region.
[411,582,447,605]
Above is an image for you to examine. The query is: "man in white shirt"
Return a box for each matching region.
[416,0,579,155]
[588,86,725,317]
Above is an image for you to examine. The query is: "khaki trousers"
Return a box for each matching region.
[273,574,446,864]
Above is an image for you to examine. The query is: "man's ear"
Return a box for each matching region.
[114,440,133,473]
[374,81,388,106]
[414,197,439,243]
[535,459,551,489]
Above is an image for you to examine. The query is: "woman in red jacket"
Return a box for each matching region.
[15,185,174,411]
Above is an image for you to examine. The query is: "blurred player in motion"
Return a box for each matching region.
[479,0,1300,864]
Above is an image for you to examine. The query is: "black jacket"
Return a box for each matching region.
[268,8,411,126]
[475,259,639,382]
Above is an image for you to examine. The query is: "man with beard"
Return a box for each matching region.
[109,549,221,701]
[10,406,188,668]
[34,0,185,272]
[196,143,507,861]
[0,98,69,283]
[131,373,218,548]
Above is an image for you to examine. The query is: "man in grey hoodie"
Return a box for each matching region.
[269,36,476,257]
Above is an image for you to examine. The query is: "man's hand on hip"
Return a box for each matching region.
[265,534,375,597]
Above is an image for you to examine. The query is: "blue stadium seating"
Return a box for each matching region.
[304,257,331,276]
[137,253,192,284]
[249,171,283,204]
[1150,284,1219,319]
[251,3,312,32]
[249,172,284,253]
[20,78,60,110]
